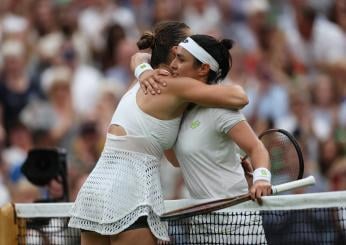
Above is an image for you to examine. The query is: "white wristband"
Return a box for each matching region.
[253,167,271,184]
[134,63,153,80]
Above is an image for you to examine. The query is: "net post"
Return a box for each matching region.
[0,203,18,245]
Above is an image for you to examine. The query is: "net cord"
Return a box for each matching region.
[15,189,346,218]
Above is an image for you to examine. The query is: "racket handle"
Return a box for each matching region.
[272,176,316,194]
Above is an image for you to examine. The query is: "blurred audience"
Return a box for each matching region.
[0,0,345,205]
[328,157,346,191]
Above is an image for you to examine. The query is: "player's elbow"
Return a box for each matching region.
[237,93,249,109]
[227,85,249,109]
[228,92,249,109]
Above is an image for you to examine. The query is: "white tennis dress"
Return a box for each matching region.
[68,83,181,241]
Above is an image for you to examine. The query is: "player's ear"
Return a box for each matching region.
[171,46,178,56]
[198,63,211,77]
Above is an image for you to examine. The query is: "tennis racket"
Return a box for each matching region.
[160,176,315,221]
[243,128,304,185]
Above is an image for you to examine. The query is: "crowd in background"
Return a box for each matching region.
[0,0,345,206]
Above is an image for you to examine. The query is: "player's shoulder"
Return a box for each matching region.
[190,107,238,121]
[209,107,242,116]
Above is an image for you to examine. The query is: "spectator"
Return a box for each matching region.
[100,23,126,72]
[57,41,102,118]
[104,38,137,88]
[56,2,91,65]
[328,0,346,34]
[310,74,339,141]
[280,3,345,73]
[183,0,221,34]
[328,157,346,191]
[0,40,39,134]
[21,65,77,149]
[30,0,59,37]
[152,0,182,25]
[2,122,32,172]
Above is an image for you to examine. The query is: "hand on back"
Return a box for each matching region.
[139,69,170,95]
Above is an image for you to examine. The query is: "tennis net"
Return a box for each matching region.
[0,191,345,244]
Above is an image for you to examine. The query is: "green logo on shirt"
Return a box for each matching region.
[191,120,200,129]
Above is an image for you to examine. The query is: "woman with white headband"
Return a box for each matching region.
[171,35,271,200]
[69,22,249,245]
[137,34,271,201]
[136,34,271,243]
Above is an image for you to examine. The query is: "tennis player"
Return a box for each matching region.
[135,34,271,244]
[68,21,249,245]
[136,38,271,201]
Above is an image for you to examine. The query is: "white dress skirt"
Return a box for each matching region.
[68,135,169,241]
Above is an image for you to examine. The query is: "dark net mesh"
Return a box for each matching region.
[17,207,346,245]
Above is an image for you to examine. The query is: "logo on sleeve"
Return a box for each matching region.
[190,120,200,129]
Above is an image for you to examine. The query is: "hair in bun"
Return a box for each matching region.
[220,39,234,50]
[137,32,155,50]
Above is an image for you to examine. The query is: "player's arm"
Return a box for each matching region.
[228,121,270,170]
[131,56,249,109]
[164,149,180,167]
[131,53,169,94]
[166,77,249,110]
[227,121,271,199]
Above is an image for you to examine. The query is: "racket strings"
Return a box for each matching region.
[261,132,300,184]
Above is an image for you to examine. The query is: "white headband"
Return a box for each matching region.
[179,37,219,72]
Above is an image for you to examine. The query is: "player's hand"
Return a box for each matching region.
[139,69,169,95]
[250,180,272,202]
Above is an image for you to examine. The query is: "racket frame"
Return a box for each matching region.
[244,128,304,181]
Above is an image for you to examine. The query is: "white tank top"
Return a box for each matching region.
[110,83,181,158]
